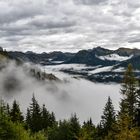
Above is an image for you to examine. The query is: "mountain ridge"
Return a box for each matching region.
[6,46,140,67]
[1,46,140,83]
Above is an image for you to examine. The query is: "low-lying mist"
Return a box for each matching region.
[0,61,121,124]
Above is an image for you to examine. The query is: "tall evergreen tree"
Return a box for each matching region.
[0,99,10,118]
[10,100,24,122]
[69,113,80,140]
[41,104,50,129]
[111,64,140,139]
[48,114,80,140]
[120,64,137,119]
[49,112,56,127]
[100,96,116,137]
[41,104,56,129]
[26,108,31,128]
[79,118,95,140]
[26,94,42,132]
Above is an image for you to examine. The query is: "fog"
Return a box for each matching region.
[0,61,121,124]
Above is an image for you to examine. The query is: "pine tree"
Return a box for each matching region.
[49,112,56,127]
[48,114,80,140]
[26,94,42,132]
[79,118,95,140]
[110,64,140,139]
[0,99,6,116]
[69,113,80,140]
[10,100,24,122]
[113,114,140,140]
[120,64,137,120]
[100,96,116,137]
[41,104,51,129]
[26,108,31,128]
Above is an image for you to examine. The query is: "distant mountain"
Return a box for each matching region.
[66,48,116,66]
[90,46,112,56]
[114,47,140,56]
[114,55,140,70]
[1,46,140,83]
[8,51,75,65]
[7,47,140,67]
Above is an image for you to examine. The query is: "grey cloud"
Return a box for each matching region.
[127,0,140,8]
[29,17,77,29]
[74,0,107,5]
[128,38,140,43]
[128,33,140,43]
[0,0,140,52]
[0,2,43,24]
[5,36,25,42]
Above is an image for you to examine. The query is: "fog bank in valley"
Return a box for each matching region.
[0,61,121,124]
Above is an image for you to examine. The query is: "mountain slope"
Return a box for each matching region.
[114,55,140,70]
[66,47,116,66]
[0,49,59,82]
[114,47,140,56]
[8,51,75,65]
[2,46,140,83]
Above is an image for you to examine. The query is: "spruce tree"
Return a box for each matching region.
[10,100,24,122]
[0,99,6,116]
[120,64,137,119]
[49,112,56,127]
[41,104,51,129]
[79,118,95,140]
[112,64,139,139]
[69,113,80,140]
[26,108,31,128]
[26,94,42,132]
[100,96,116,137]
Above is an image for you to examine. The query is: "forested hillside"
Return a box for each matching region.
[1,64,140,140]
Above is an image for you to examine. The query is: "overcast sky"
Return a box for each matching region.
[0,0,140,52]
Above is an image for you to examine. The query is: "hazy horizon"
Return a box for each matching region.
[1,46,140,54]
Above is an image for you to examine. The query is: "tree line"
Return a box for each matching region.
[1,64,140,140]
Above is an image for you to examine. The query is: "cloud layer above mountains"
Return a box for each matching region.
[0,0,140,52]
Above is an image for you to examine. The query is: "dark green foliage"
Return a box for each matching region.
[0,115,46,140]
[48,120,72,140]
[108,64,140,140]
[98,96,116,138]
[0,99,46,140]
[41,104,56,129]
[10,100,24,122]
[26,95,56,132]
[120,64,137,119]
[48,114,80,140]
[79,118,96,139]
[0,99,8,116]
[41,104,49,129]
[69,114,80,140]
[26,94,42,132]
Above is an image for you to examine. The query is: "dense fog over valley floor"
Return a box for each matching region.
[0,62,121,124]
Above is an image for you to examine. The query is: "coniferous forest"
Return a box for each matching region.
[1,64,140,140]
